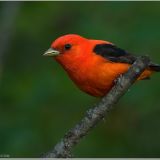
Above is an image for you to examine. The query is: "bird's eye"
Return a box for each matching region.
[64,44,72,50]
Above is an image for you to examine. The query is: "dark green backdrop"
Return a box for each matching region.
[0,1,160,158]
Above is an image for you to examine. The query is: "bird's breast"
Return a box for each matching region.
[55,54,130,97]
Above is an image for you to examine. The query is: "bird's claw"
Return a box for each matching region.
[114,74,123,84]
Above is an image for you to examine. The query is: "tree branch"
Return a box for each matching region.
[42,56,150,158]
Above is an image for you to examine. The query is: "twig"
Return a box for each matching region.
[42,56,150,158]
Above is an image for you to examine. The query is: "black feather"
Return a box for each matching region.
[149,63,160,72]
[93,43,160,72]
[93,44,137,64]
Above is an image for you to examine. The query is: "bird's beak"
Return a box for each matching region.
[43,48,60,57]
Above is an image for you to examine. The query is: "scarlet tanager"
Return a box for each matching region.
[43,34,160,97]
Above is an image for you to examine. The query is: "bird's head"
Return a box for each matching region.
[43,34,89,62]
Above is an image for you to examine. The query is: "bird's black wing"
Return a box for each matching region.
[93,43,160,72]
[93,43,137,64]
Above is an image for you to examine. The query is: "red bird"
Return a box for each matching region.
[44,34,160,97]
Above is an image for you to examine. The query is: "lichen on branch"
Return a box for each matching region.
[42,56,150,158]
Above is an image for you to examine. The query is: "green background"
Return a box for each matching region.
[0,1,160,158]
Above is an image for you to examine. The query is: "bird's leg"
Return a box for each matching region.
[114,74,123,85]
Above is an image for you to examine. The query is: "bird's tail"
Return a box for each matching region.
[149,62,160,72]
[138,62,160,80]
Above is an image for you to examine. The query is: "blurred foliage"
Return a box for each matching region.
[0,1,160,158]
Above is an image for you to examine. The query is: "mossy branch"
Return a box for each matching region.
[42,56,150,158]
